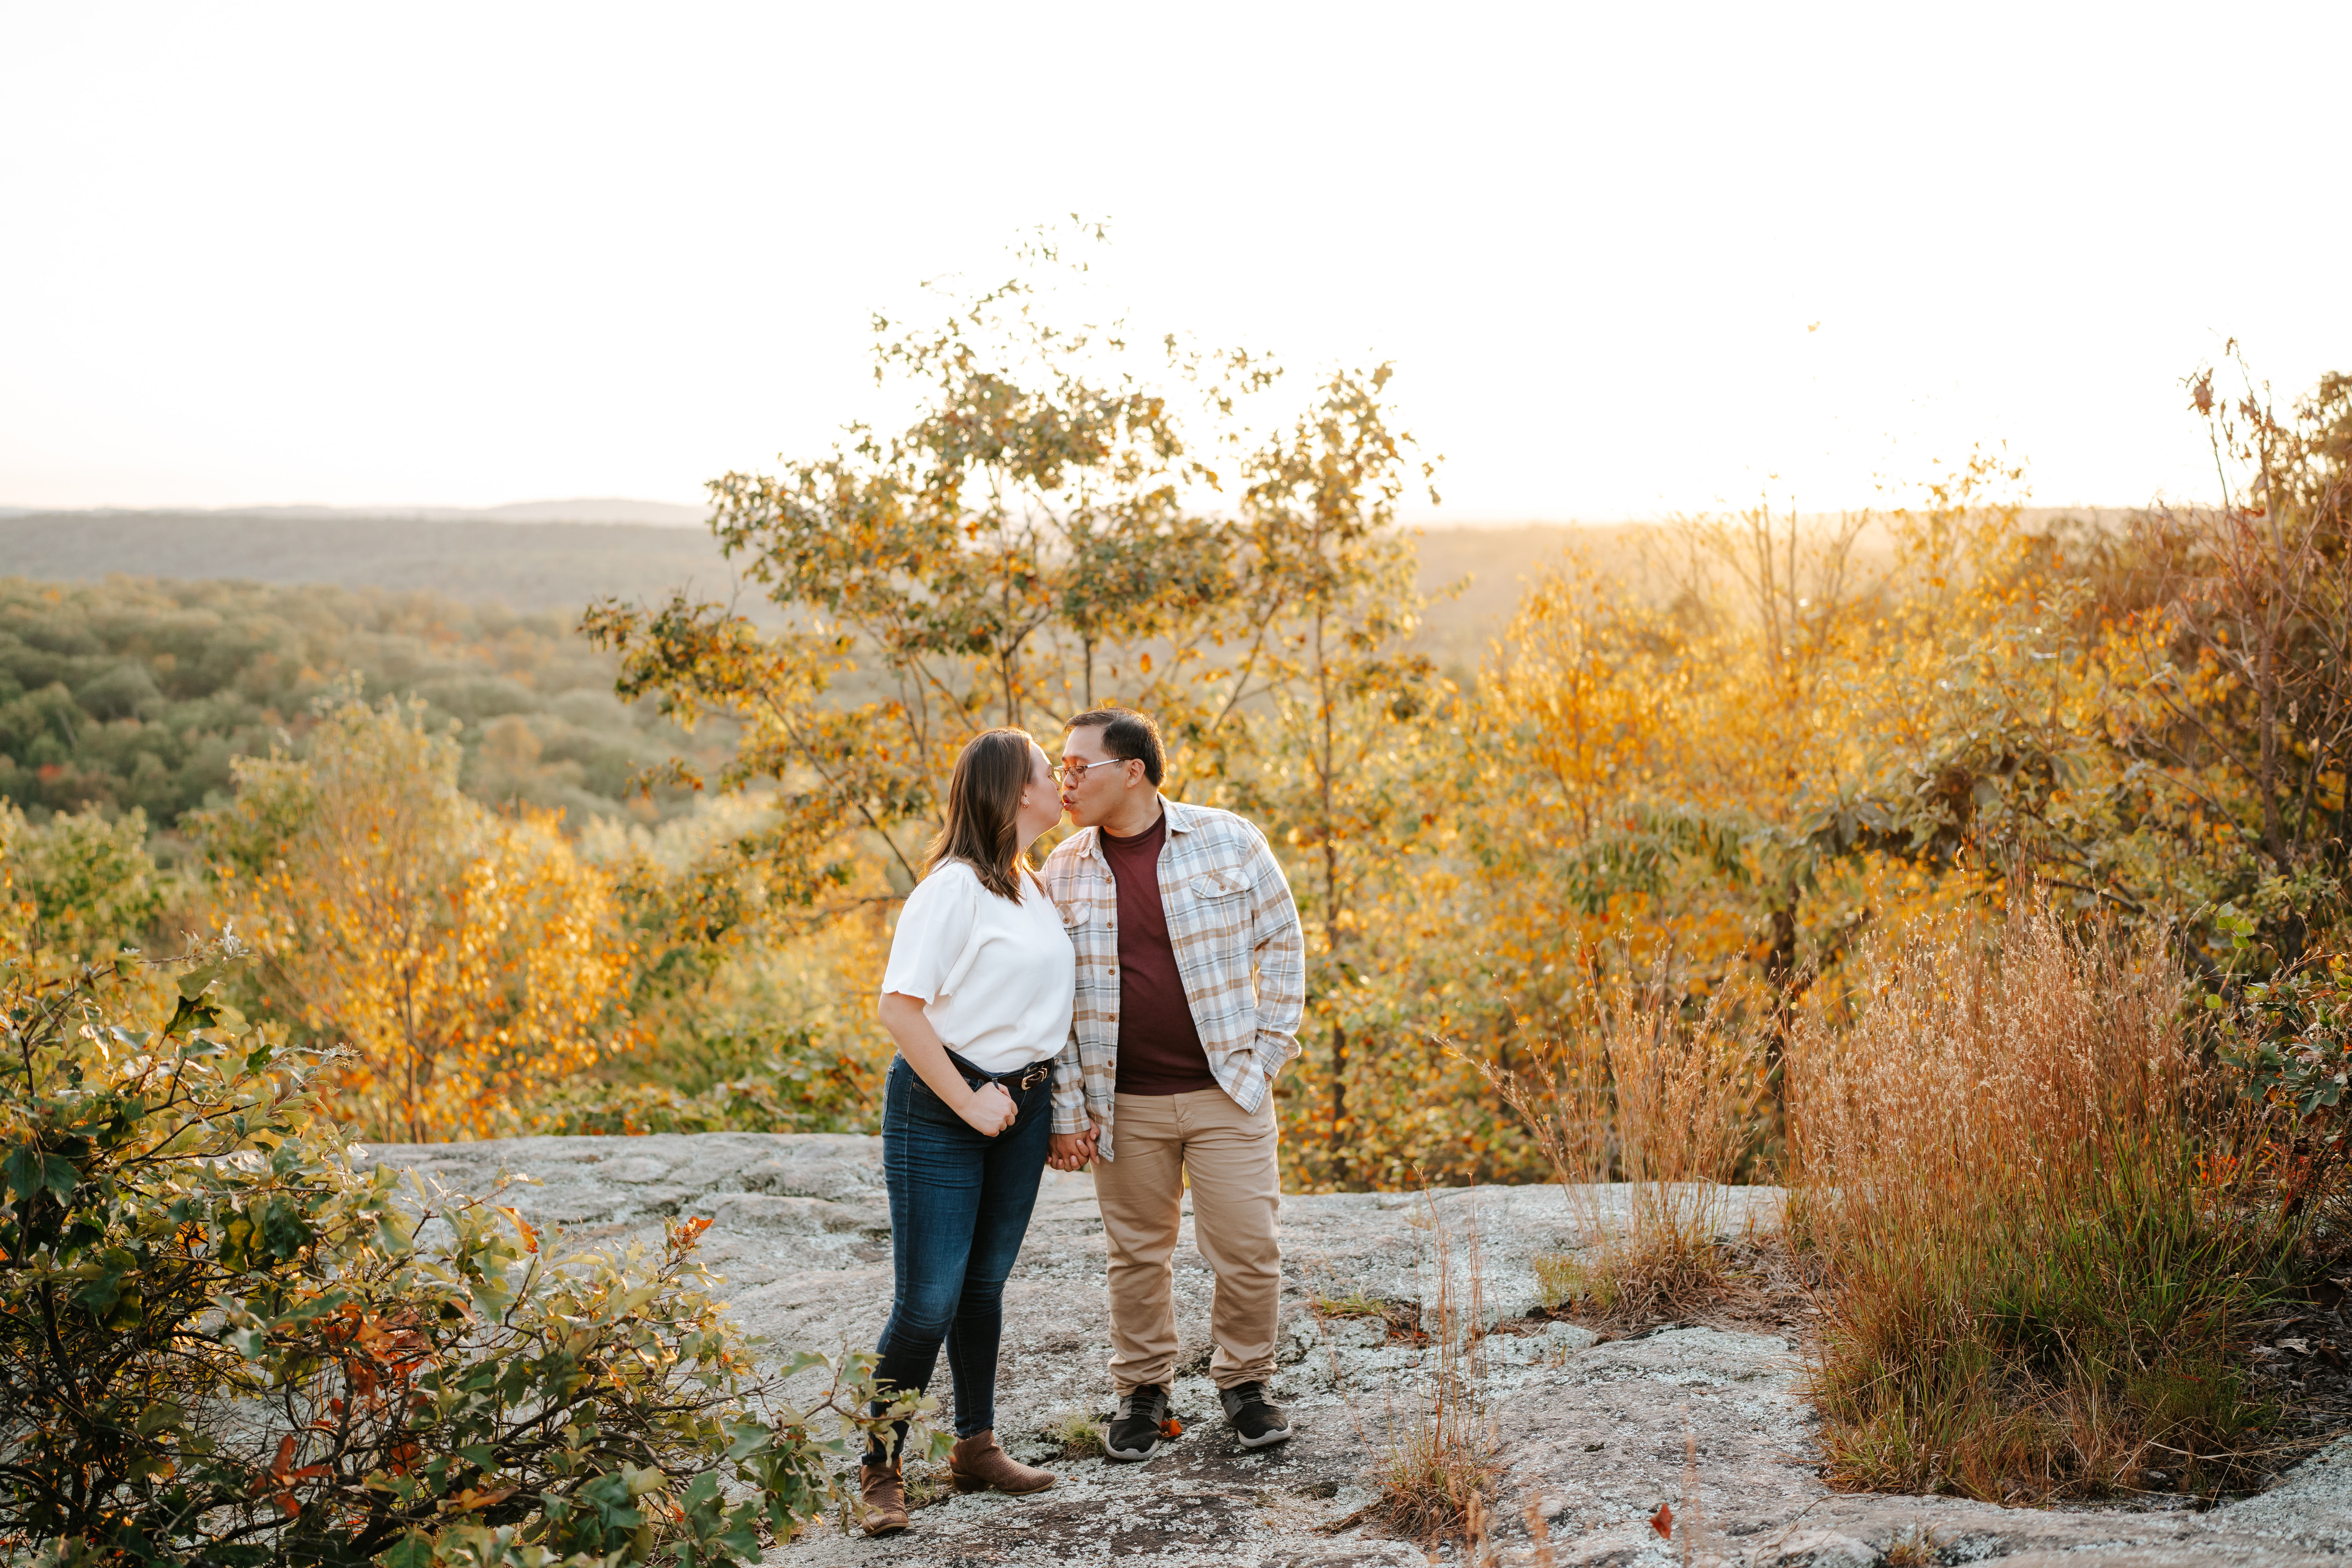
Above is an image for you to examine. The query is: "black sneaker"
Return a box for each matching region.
[1219,1381,1293,1448]
[1105,1383,1175,1461]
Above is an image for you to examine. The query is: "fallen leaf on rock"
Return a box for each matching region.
[1651,1501,1673,1538]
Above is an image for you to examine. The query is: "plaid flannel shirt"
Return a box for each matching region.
[1043,799,1304,1161]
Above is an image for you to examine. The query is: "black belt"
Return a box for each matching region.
[944,1048,1052,1092]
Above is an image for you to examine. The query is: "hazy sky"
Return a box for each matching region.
[4,2,2345,521]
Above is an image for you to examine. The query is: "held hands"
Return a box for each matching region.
[1047,1129,1099,1172]
[957,1080,1020,1138]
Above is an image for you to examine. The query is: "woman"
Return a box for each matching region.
[858,727,1075,1537]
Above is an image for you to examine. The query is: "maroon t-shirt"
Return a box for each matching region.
[1096,810,1218,1095]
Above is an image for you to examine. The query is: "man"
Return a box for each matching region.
[1042,708,1305,1461]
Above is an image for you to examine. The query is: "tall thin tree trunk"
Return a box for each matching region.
[1314,608,1348,1173]
[1763,899,1798,1125]
[1329,1020,1347,1157]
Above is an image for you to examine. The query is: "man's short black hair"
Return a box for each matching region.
[1065,707,1165,786]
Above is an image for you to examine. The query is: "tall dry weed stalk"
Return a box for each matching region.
[1786,902,2280,1501]
[1376,1192,1501,1542]
[1481,979,1765,1321]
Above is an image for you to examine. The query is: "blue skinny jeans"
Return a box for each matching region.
[864,1052,1051,1465]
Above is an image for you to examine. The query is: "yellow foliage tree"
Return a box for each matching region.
[1430,457,2087,1174]
[195,695,630,1142]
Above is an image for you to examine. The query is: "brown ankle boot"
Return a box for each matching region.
[857,1463,909,1536]
[947,1429,1056,1495]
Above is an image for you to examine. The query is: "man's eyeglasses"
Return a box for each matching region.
[1055,757,1135,785]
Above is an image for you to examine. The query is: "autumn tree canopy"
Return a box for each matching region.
[194,695,632,1142]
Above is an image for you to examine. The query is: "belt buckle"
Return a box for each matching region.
[1018,1062,1050,1091]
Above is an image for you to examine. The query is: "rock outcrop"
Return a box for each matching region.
[361,1132,2352,1565]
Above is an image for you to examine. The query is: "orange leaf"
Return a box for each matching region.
[1650,1502,1673,1539]
[501,1207,540,1253]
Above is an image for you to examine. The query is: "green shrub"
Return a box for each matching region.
[2209,920,2352,1221]
[0,940,926,1568]
[0,803,165,958]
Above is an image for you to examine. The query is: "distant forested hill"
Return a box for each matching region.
[0,576,726,835]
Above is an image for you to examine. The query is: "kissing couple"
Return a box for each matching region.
[854,707,1304,1537]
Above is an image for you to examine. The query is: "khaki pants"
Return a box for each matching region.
[1094,1088,1281,1393]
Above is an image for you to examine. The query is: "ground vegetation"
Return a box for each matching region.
[0,922,922,1568]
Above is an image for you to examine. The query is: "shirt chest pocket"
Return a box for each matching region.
[1186,868,1250,906]
[1062,890,1114,949]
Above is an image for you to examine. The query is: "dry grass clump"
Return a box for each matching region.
[1045,1407,1105,1458]
[1880,1525,1944,1566]
[1786,903,2285,1502]
[1531,1250,1581,1313]
[1374,1194,1501,1543]
[1482,978,1766,1325]
[898,1462,952,1509]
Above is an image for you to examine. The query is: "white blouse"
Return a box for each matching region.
[880,860,1076,1074]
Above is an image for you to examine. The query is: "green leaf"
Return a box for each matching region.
[374,1531,435,1568]
[75,1249,134,1316]
[722,1418,771,1462]
[5,1145,79,1204]
[259,1196,314,1260]
[4,1145,43,1201]
[162,992,221,1038]
[176,962,228,1001]
[713,1500,761,1560]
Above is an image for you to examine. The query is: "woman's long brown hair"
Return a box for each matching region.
[926,728,1040,902]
